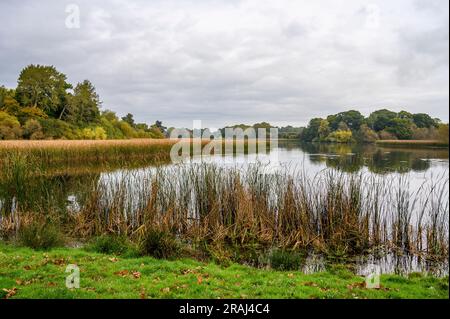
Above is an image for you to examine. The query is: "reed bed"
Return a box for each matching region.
[0,147,448,267]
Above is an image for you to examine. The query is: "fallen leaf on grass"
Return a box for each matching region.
[132,271,141,279]
[109,257,119,263]
[16,279,35,286]
[140,287,146,299]
[347,282,366,290]
[47,282,57,287]
[114,270,129,277]
[23,265,32,271]
[181,268,196,275]
[52,258,65,266]
[161,287,170,293]
[2,287,17,299]
[288,273,295,278]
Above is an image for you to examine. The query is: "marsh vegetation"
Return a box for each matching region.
[0,141,448,276]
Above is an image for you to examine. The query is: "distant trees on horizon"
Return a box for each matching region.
[1,64,448,144]
[299,109,448,143]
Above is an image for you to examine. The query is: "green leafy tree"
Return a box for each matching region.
[0,86,16,110]
[16,65,72,118]
[0,96,21,116]
[398,111,413,120]
[412,113,438,128]
[66,80,101,124]
[367,109,398,132]
[327,110,364,131]
[121,113,135,128]
[154,120,167,134]
[318,119,330,140]
[386,118,413,140]
[300,118,323,142]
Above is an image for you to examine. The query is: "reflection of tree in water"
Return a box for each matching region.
[0,173,100,215]
[295,142,440,174]
[366,150,431,174]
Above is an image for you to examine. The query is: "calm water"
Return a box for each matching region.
[1,142,448,275]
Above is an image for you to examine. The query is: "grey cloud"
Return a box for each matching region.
[0,0,448,128]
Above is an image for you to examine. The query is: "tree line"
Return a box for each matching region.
[299,109,448,143]
[0,64,166,140]
[1,65,448,144]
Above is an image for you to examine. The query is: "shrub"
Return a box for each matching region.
[89,234,133,255]
[269,249,303,271]
[0,111,22,140]
[378,129,397,140]
[18,217,63,250]
[139,229,180,259]
[357,124,378,143]
[438,124,449,144]
[18,106,48,124]
[39,118,76,139]
[23,119,44,140]
[118,121,136,138]
[79,127,107,140]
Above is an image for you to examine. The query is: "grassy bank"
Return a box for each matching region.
[375,140,449,147]
[0,243,448,299]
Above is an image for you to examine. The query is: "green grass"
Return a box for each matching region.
[0,243,447,299]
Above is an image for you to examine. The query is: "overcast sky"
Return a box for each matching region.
[0,0,448,128]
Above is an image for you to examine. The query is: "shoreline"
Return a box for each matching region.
[0,243,448,299]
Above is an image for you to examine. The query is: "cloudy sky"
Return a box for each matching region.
[0,0,448,128]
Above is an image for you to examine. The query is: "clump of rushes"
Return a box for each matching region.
[17,214,64,250]
[139,228,180,259]
[88,234,136,256]
[269,249,303,271]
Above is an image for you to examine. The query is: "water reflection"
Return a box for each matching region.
[291,142,449,174]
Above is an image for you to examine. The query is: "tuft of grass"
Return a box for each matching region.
[139,229,180,259]
[269,249,303,271]
[17,217,63,250]
[88,235,137,256]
